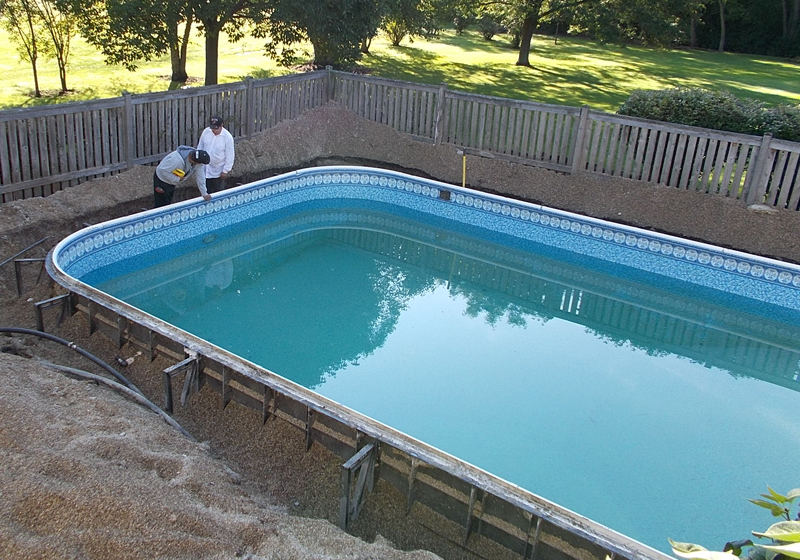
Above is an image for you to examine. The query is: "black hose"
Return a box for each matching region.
[0,326,140,393]
[37,360,194,440]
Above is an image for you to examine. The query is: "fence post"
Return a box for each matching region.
[245,77,254,140]
[570,105,591,175]
[433,82,448,145]
[326,65,334,102]
[122,91,135,169]
[745,133,774,205]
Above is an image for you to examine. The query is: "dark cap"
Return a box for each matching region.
[192,150,210,164]
[209,116,223,129]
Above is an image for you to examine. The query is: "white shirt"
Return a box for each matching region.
[197,127,235,179]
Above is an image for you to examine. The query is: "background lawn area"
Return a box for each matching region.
[0,27,797,113]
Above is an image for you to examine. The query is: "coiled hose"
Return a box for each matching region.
[0,326,193,440]
[0,326,138,391]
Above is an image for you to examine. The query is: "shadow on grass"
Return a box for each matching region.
[358,30,800,112]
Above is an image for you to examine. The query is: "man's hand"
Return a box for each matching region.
[155,186,164,194]
[220,172,228,179]
[203,194,212,202]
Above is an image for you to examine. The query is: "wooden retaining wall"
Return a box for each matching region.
[3,70,800,212]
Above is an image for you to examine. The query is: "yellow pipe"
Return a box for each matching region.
[462,153,466,188]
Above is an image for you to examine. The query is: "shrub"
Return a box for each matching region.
[478,14,502,41]
[617,88,800,142]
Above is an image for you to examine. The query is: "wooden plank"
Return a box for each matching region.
[677,135,699,189]
[75,112,88,176]
[560,113,576,166]
[35,116,51,182]
[658,132,678,185]
[709,140,729,194]
[100,108,111,170]
[720,142,739,197]
[593,120,612,174]
[455,99,466,147]
[604,121,623,175]
[14,118,31,184]
[700,138,720,193]
[423,89,435,138]
[586,118,604,173]
[615,125,636,177]
[765,150,788,206]
[775,151,798,207]
[687,137,709,191]
[401,87,410,134]
[668,134,688,187]
[551,113,565,164]
[620,125,638,178]
[639,128,659,183]
[509,107,523,157]
[488,103,499,151]
[784,153,800,210]
[532,110,546,161]
[474,102,486,150]
[629,127,649,180]
[56,114,69,181]
[729,143,751,199]
[518,109,533,159]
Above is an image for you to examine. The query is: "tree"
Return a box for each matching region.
[513,0,589,67]
[66,0,267,86]
[37,0,75,93]
[254,0,383,68]
[65,0,194,83]
[569,0,704,47]
[380,0,443,46]
[718,0,726,51]
[783,0,800,40]
[193,0,264,86]
[0,0,44,97]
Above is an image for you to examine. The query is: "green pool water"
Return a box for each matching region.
[98,206,800,554]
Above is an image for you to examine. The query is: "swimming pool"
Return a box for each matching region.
[48,166,800,558]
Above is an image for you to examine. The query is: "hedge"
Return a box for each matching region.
[617,88,800,142]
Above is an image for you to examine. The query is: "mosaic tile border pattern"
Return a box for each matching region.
[53,166,800,310]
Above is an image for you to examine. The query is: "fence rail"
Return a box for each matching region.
[2,69,800,211]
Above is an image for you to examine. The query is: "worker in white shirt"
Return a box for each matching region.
[197,115,235,194]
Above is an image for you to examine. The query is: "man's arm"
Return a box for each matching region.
[197,128,212,152]
[194,164,211,201]
[222,131,235,177]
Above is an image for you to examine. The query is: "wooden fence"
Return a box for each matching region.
[2,69,799,211]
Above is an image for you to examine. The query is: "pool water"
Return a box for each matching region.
[96,204,800,554]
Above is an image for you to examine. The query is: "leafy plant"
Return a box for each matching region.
[669,487,800,560]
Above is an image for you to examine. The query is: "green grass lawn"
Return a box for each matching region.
[1,27,798,113]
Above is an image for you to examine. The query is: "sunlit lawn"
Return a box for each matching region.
[0,26,798,113]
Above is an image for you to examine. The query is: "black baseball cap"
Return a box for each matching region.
[210,116,223,129]
[192,150,210,164]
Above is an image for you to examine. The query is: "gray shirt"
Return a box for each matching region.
[155,145,207,196]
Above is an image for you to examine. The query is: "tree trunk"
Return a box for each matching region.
[360,35,372,54]
[690,16,697,47]
[204,25,220,85]
[57,56,67,92]
[782,0,789,37]
[718,0,726,52]
[23,6,41,97]
[790,0,800,39]
[311,37,337,68]
[516,15,537,66]
[169,20,191,83]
